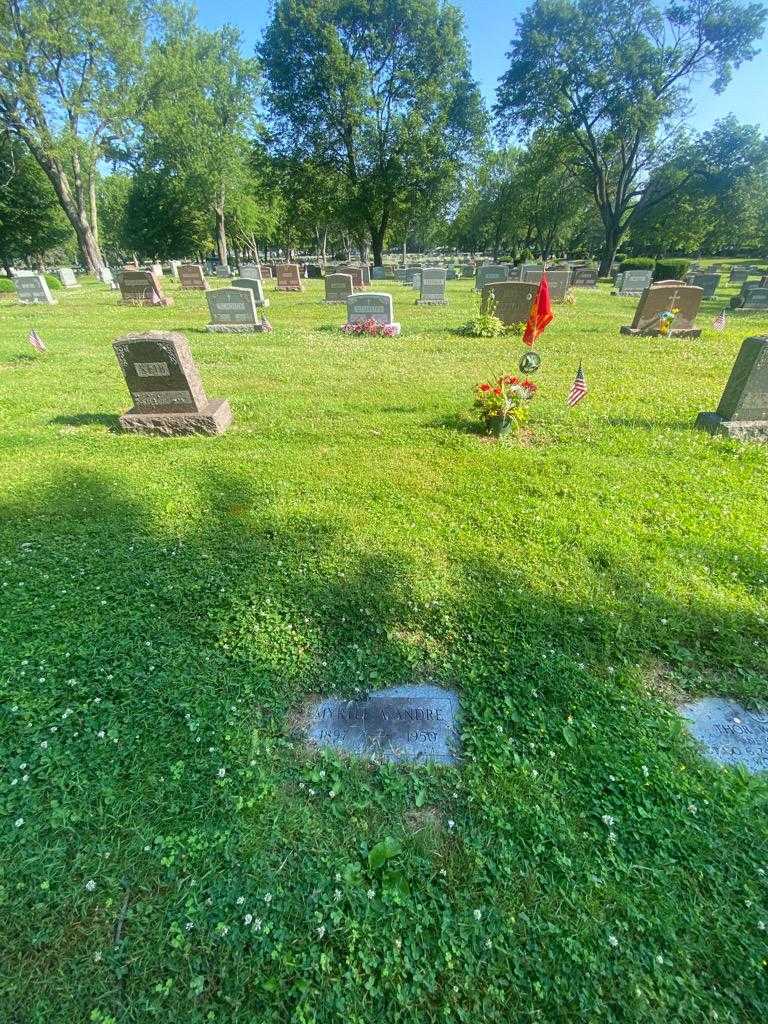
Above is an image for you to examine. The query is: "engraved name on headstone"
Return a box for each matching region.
[306,684,460,764]
[325,273,354,303]
[680,697,768,772]
[206,286,267,332]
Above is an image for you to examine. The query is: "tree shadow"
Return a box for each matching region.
[427,411,487,436]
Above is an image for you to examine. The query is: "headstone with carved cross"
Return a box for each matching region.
[620,283,702,338]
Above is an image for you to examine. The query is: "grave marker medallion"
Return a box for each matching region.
[113,331,232,435]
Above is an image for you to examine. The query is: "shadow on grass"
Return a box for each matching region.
[49,412,121,432]
[427,412,487,436]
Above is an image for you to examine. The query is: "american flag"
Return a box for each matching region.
[28,329,46,352]
[712,309,726,331]
[567,363,587,407]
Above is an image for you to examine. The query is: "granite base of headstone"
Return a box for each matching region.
[680,697,768,772]
[113,331,232,436]
[695,336,768,440]
[303,683,460,764]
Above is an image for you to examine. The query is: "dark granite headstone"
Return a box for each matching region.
[481,281,535,325]
[685,272,720,299]
[546,270,571,302]
[571,267,598,288]
[113,331,232,435]
[325,273,354,302]
[696,336,768,439]
[305,684,460,763]
[680,697,768,772]
[621,283,702,337]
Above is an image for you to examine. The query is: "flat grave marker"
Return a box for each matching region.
[680,697,768,772]
[113,330,232,435]
[304,684,460,764]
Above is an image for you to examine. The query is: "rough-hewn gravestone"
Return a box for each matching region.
[206,287,269,332]
[685,272,720,298]
[695,336,768,440]
[113,331,232,435]
[481,281,535,325]
[178,263,208,290]
[615,270,653,295]
[476,265,508,291]
[547,270,571,302]
[305,684,460,764]
[57,267,80,288]
[571,267,598,288]
[346,292,400,334]
[418,267,448,305]
[276,263,304,291]
[231,277,269,308]
[620,283,703,337]
[680,697,768,772]
[730,283,768,310]
[325,273,354,303]
[14,274,56,305]
[119,270,173,306]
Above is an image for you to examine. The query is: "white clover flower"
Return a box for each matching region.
[85,879,96,892]
[367,889,375,900]
[688,803,698,815]
[244,914,253,926]
[253,917,262,931]
[608,831,617,843]
[328,790,336,799]
[236,896,244,905]
[656,954,664,964]
[263,893,272,904]
[97,730,105,739]
[447,820,455,829]
[185,922,194,931]
[14,817,24,827]
[334,889,342,901]
[602,815,615,827]
[317,925,326,939]
[608,934,619,948]
[217,767,226,778]
[94,951,103,962]
[473,909,482,921]
[642,765,649,778]
[40,740,48,749]
[758,921,765,931]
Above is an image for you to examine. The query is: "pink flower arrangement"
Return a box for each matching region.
[342,317,397,337]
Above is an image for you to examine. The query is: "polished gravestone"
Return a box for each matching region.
[325,273,354,302]
[680,697,768,772]
[345,292,400,334]
[621,283,703,337]
[113,331,232,435]
[305,684,460,764]
[476,264,508,292]
[417,267,448,305]
[696,336,768,440]
[231,276,269,308]
[481,280,535,326]
[571,267,598,288]
[614,270,653,296]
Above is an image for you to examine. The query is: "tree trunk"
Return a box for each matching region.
[598,222,623,277]
[89,171,99,250]
[215,204,227,266]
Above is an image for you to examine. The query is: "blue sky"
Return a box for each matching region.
[195,0,768,135]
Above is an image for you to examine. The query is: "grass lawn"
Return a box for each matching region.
[1,272,768,1023]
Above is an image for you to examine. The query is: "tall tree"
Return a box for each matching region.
[495,0,767,274]
[139,22,260,265]
[0,0,154,271]
[259,0,486,265]
[0,133,73,270]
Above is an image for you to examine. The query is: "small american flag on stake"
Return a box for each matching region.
[28,329,46,353]
[567,362,587,407]
[712,308,726,331]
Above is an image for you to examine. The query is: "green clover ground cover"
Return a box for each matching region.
[1,273,767,1023]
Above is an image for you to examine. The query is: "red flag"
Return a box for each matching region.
[523,273,554,348]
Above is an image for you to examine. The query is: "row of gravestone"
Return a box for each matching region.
[476,264,599,295]
[109,327,768,450]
